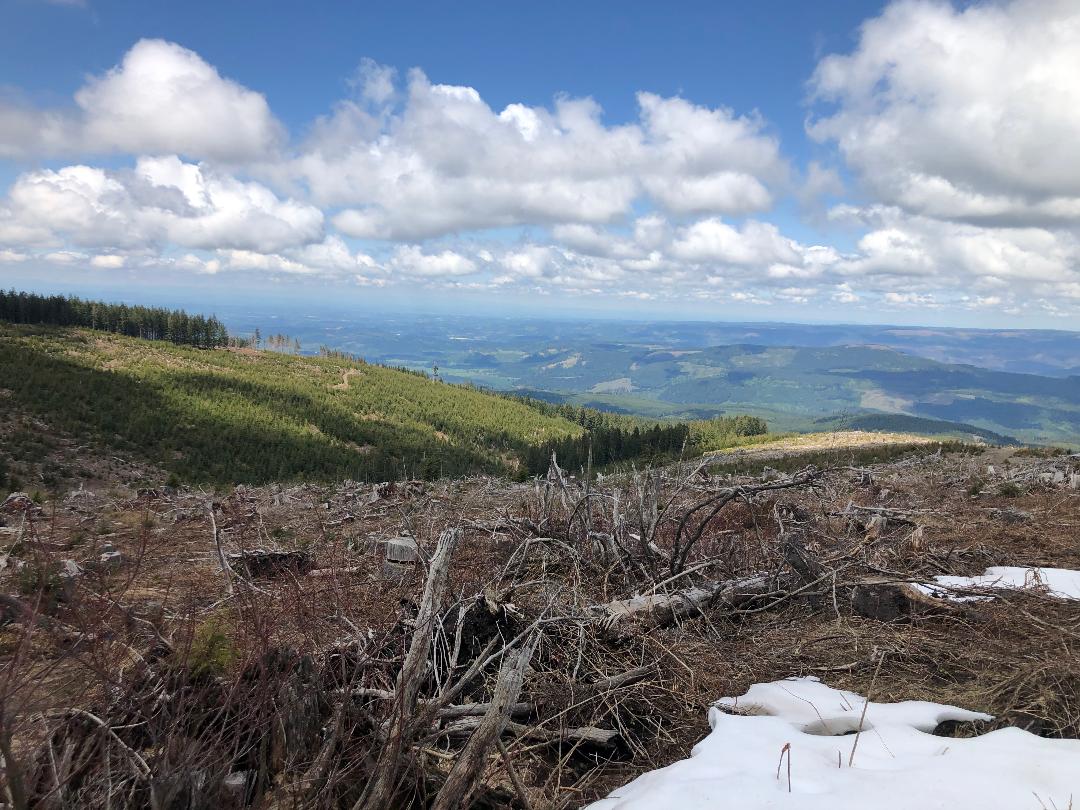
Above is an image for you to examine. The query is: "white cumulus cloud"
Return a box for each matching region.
[809,0,1080,227]
[0,156,323,253]
[2,25,1079,320]
[389,246,478,277]
[0,39,282,161]
[299,67,787,240]
[670,218,801,266]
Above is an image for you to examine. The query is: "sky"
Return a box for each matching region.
[1,0,1080,328]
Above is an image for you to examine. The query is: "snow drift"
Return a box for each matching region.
[916,566,1080,602]
[587,677,1079,809]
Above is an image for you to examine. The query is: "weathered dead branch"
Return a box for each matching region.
[352,526,461,810]
[592,575,772,633]
[431,631,541,810]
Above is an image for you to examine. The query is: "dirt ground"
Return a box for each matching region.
[1,437,1078,807]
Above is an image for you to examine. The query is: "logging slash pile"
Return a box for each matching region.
[0,443,1078,808]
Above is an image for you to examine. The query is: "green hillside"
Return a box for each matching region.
[0,324,584,484]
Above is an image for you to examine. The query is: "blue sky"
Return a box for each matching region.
[1,1,875,131]
[2,0,1079,327]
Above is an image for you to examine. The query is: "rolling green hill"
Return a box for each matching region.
[0,324,585,484]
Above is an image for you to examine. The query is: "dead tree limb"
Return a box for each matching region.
[586,664,656,692]
[339,689,531,721]
[301,702,346,804]
[207,503,234,596]
[353,527,461,810]
[431,631,541,810]
[346,663,652,721]
[593,575,770,633]
[669,467,822,576]
[497,739,532,810]
[439,718,618,747]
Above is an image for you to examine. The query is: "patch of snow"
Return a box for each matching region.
[586,677,1079,809]
[915,566,1080,602]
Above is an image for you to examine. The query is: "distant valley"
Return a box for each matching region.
[217,310,1080,447]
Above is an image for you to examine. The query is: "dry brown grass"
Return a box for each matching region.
[0,444,1077,807]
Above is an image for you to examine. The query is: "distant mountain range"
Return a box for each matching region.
[446,342,1080,446]
[219,310,1080,377]
[212,312,1080,447]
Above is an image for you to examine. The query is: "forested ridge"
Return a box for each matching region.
[518,407,768,474]
[0,318,774,486]
[0,323,585,484]
[0,289,230,348]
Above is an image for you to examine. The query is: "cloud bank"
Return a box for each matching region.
[3,1,1080,322]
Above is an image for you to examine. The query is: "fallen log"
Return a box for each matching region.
[440,717,619,748]
[591,574,771,633]
[342,663,653,720]
[438,702,530,721]
[839,504,921,524]
[339,688,531,720]
[586,664,656,692]
[306,565,366,578]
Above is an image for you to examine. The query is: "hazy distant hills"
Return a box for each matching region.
[622,322,1080,377]
[441,342,1078,445]
[220,310,1080,377]
[217,312,1080,446]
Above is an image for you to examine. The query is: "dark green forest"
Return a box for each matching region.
[0,289,229,348]
[521,412,768,474]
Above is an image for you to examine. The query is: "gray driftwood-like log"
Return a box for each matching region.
[339,688,531,720]
[440,717,619,747]
[437,701,531,721]
[431,632,541,810]
[353,527,461,810]
[583,664,656,693]
[593,574,770,632]
[306,565,365,578]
